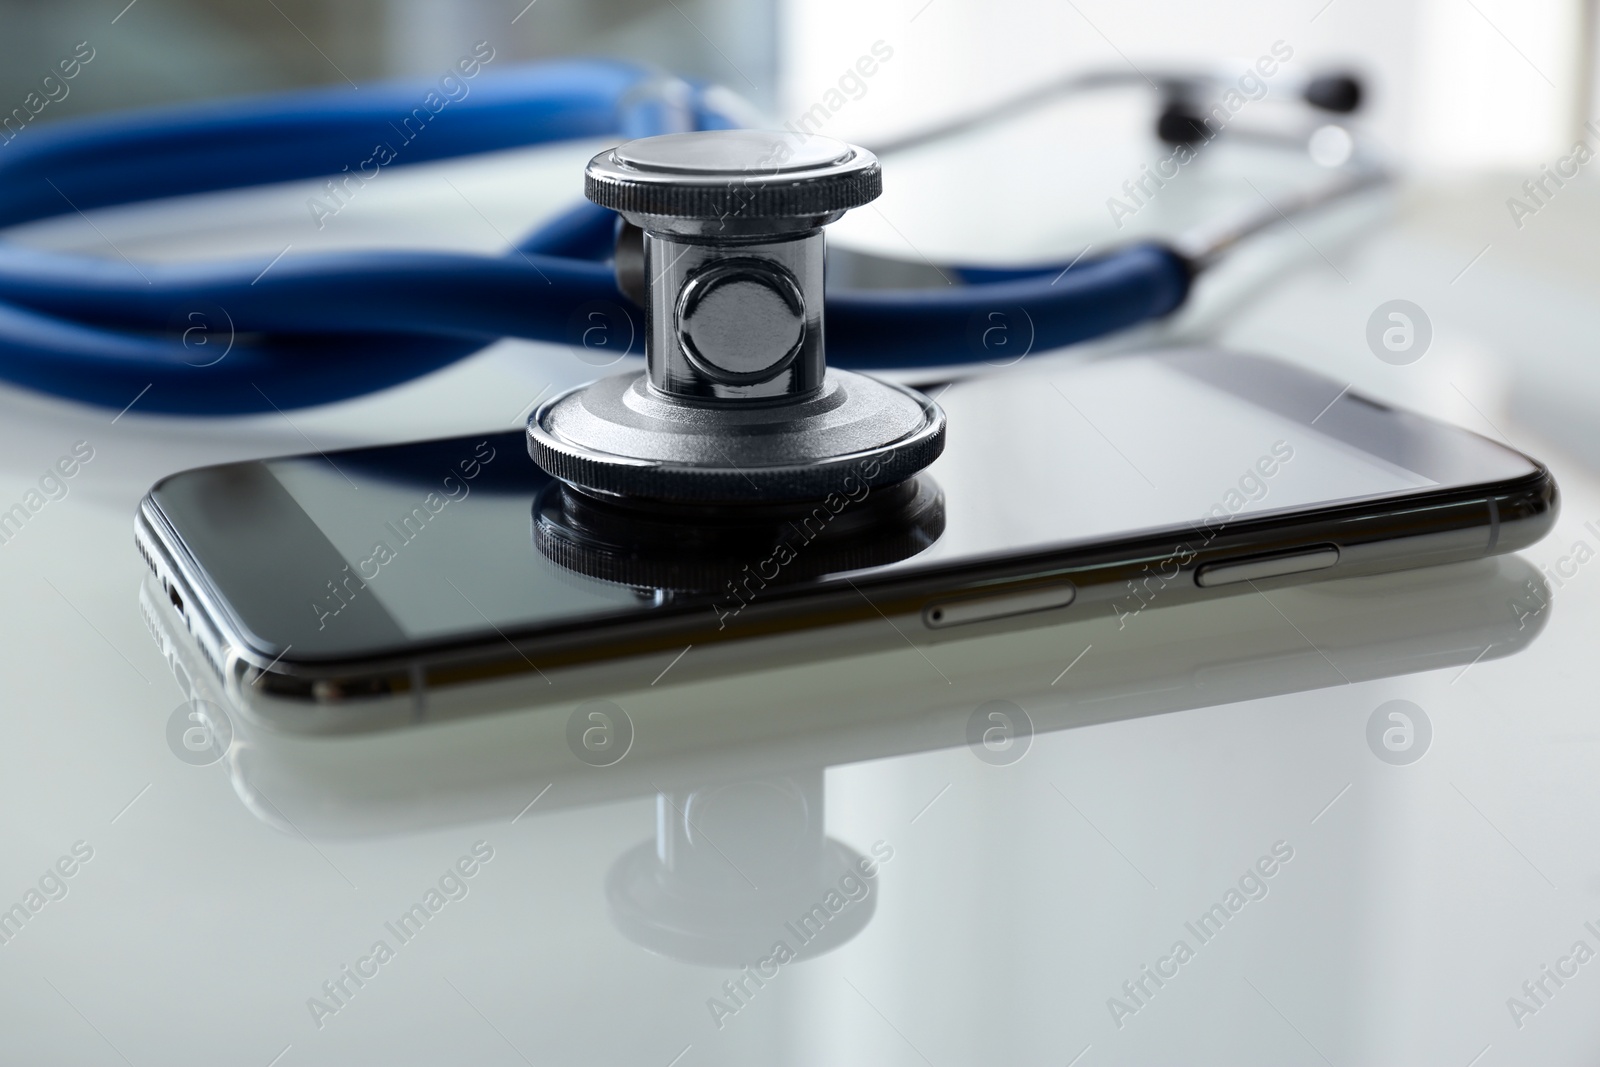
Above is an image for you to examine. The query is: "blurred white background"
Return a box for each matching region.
[781,0,1596,170]
[7,0,1594,171]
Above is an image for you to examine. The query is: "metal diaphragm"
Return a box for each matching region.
[527,368,944,504]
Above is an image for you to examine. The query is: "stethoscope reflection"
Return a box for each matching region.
[530,475,945,602]
[609,771,882,966]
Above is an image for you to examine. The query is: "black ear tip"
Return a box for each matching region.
[1304,73,1363,113]
[1156,102,1210,147]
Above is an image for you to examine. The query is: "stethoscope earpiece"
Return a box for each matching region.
[1303,72,1364,114]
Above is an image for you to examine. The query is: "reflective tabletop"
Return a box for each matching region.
[2,107,1598,1065]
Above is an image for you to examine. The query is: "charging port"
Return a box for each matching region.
[168,583,184,615]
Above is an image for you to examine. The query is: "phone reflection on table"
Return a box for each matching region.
[140,554,1548,966]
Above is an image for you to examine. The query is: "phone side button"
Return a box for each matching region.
[1195,546,1340,588]
[923,582,1077,629]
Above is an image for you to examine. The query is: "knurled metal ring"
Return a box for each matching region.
[585,131,882,220]
[527,370,946,504]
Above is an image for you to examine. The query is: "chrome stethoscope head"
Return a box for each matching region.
[527,129,946,506]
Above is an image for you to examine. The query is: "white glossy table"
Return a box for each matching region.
[2,114,1597,1066]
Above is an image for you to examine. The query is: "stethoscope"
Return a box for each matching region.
[0,58,1381,415]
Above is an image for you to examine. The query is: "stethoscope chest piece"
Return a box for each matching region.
[527,129,945,504]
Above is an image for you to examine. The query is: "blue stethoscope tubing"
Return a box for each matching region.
[0,58,1195,414]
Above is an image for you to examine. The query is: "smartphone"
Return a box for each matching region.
[135,347,1556,733]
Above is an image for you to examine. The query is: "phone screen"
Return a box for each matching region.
[150,351,1536,656]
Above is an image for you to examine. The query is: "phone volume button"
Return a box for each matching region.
[923,581,1077,629]
[1194,545,1340,588]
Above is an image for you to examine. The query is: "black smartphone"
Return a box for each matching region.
[135,347,1556,733]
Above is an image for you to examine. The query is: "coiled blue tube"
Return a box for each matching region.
[0,59,1190,413]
